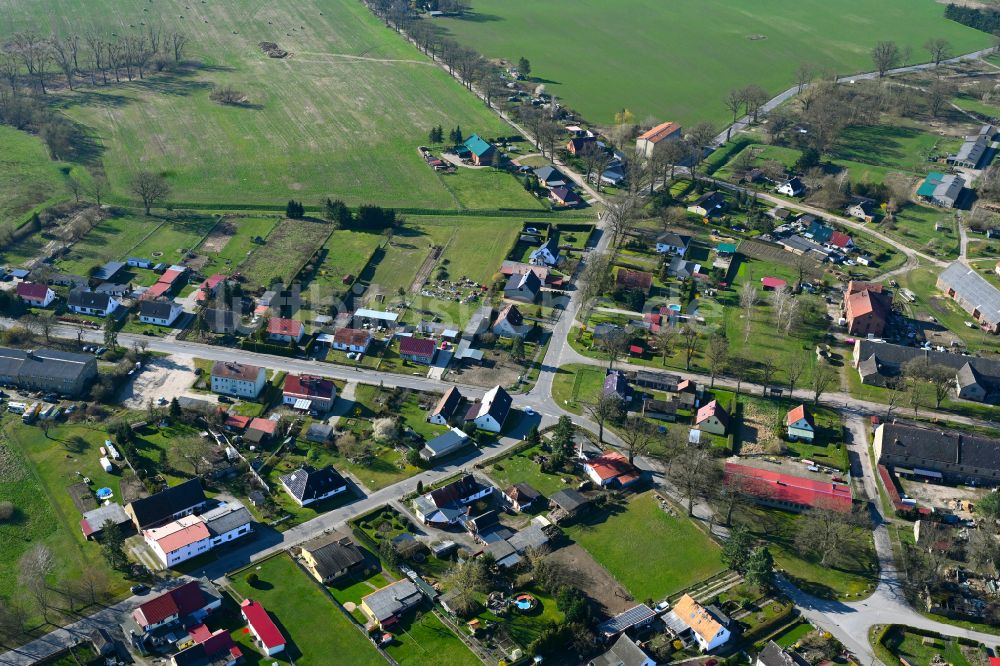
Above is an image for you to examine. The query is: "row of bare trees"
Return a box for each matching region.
[1,27,188,95]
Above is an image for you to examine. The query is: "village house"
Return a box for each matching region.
[427,386,463,425]
[420,427,472,462]
[761,276,787,291]
[663,594,731,652]
[584,451,642,488]
[200,502,253,548]
[948,131,990,169]
[210,361,266,399]
[170,624,242,666]
[549,185,581,208]
[143,515,212,568]
[240,599,286,656]
[399,336,437,365]
[121,578,223,655]
[566,135,596,155]
[463,133,496,166]
[503,483,542,512]
[776,177,806,197]
[282,374,337,413]
[616,268,653,295]
[874,422,1000,485]
[246,417,279,445]
[548,488,591,522]
[80,503,132,540]
[201,308,240,335]
[635,121,682,159]
[846,197,876,223]
[68,289,119,317]
[16,282,55,308]
[412,474,492,526]
[937,261,1000,334]
[529,236,561,266]
[642,397,678,422]
[0,347,97,397]
[655,231,691,256]
[503,269,541,303]
[299,532,368,584]
[125,478,208,530]
[786,404,815,442]
[361,580,424,629]
[597,604,659,640]
[667,256,702,279]
[465,384,512,432]
[280,465,348,506]
[533,165,567,188]
[687,191,727,218]
[756,640,810,666]
[139,299,183,327]
[844,281,892,337]
[589,634,656,666]
[603,369,632,402]
[724,462,854,513]
[492,303,531,339]
[194,273,227,303]
[266,317,305,343]
[331,327,373,353]
[695,400,729,435]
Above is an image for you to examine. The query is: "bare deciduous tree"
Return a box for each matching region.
[584,392,624,443]
[130,171,170,215]
[706,334,729,388]
[810,360,838,405]
[680,324,700,371]
[618,416,656,464]
[872,40,900,79]
[924,38,952,68]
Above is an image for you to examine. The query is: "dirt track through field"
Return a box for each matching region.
[409,236,449,293]
[294,51,435,65]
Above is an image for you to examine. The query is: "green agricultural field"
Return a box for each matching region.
[422,215,524,283]
[195,215,282,277]
[228,554,383,666]
[237,217,333,288]
[0,0,513,209]
[0,126,91,233]
[129,215,219,263]
[565,491,725,601]
[437,0,987,125]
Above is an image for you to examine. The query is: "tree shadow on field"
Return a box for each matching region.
[453,11,503,22]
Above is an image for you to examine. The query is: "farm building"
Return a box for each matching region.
[937,261,1000,334]
[635,121,681,159]
[723,463,853,513]
[918,172,964,208]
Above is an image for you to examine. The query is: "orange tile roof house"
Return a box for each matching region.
[636,121,682,158]
[663,593,731,652]
[786,404,815,442]
[331,327,372,353]
[616,268,653,294]
[584,450,642,488]
[266,317,305,343]
[844,281,892,337]
[143,515,211,568]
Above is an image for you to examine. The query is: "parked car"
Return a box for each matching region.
[218,395,233,404]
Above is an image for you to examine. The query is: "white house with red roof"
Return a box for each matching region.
[399,336,437,365]
[283,374,337,412]
[635,121,682,159]
[695,400,730,436]
[584,451,642,488]
[266,317,305,343]
[331,327,372,353]
[786,405,815,442]
[16,282,55,308]
[143,514,212,567]
[240,599,286,656]
[195,274,227,303]
[828,230,853,250]
[124,578,223,654]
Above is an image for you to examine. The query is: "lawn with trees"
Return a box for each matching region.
[437,0,987,125]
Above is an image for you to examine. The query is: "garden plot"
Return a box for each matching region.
[236,217,333,288]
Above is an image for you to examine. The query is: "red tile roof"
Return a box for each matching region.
[616,268,653,291]
[144,515,209,554]
[828,231,852,248]
[586,451,640,485]
[283,374,335,400]
[212,361,263,382]
[638,121,681,144]
[241,599,285,650]
[224,414,252,430]
[629,344,644,354]
[332,327,371,347]
[133,580,207,627]
[696,400,729,427]
[16,282,49,300]
[786,404,813,427]
[399,336,436,357]
[761,276,787,289]
[202,274,226,290]
[724,462,854,513]
[142,282,172,300]
[267,318,304,337]
[249,417,279,435]
[159,268,185,285]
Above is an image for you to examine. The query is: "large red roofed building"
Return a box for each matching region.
[844,281,892,337]
[584,451,642,488]
[724,462,854,513]
[16,282,55,308]
[240,599,286,656]
[636,121,682,158]
[131,580,220,632]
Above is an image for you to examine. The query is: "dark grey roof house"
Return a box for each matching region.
[504,270,541,303]
[300,532,367,583]
[874,422,1000,484]
[124,478,208,530]
[0,347,97,397]
[279,465,348,506]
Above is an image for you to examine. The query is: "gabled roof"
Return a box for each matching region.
[240,599,285,650]
[828,231,852,248]
[586,450,640,485]
[756,640,810,666]
[549,488,589,512]
[127,478,207,529]
[695,400,729,427]
[202,308,238,332]
[939,261,1000,325]
[332,327,371,346]
[361,579,423,623]
[724,462,853,512]
[505,269,541,293]
[785,404,814,428]
[670,594,725,643]
[430,386,463,419]
[504,482,541,504]
[878,422,1000,473]
[280,465,347,503]
[427,474,486,508]
[16,282,50,300]
[200,502,252,538]
[533,165,566,183]
[139,299,179,319]
[603,370,631,399]
[464,133,494,158]
[211,361,262,382]
[144,515,210,553]
[133,579,214,627]
[301,532,365,579]
[399,336,436,357]
[638,121,681,144]
[550,186,580,204]
[590,634,656,666]
[266,317,304,337]
[283,374,335,400]
[68,289,113,310]
[616,268,652,291]
[494,303,525,328]
[475,384,512,424]
[761,276,786,289]
[224,414,251,430]
[657,231,690,247]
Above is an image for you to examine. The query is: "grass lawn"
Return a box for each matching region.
[310,229,384,295]
[383,610,480,666]
[876,625,985,666]
[741,506,878,600]
[0,126,92,234]
[551,363,607,415]
[953,93,1000,119]
[129,215,220,263]
[772,620,814,648]
[228,553,383,665]
[901,266,1000,355]
[1,0,514,210]
[0,419,131,624]
[486,444,584,497]
[55,213,161,276]
[195,215,280,277]
[565,491,725,602]
[885,204,960,260]
[437,0,987,125]
[832,123,960,175]
[438,168,548,211]
[237,217,333,288]
[474,584,565,649]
